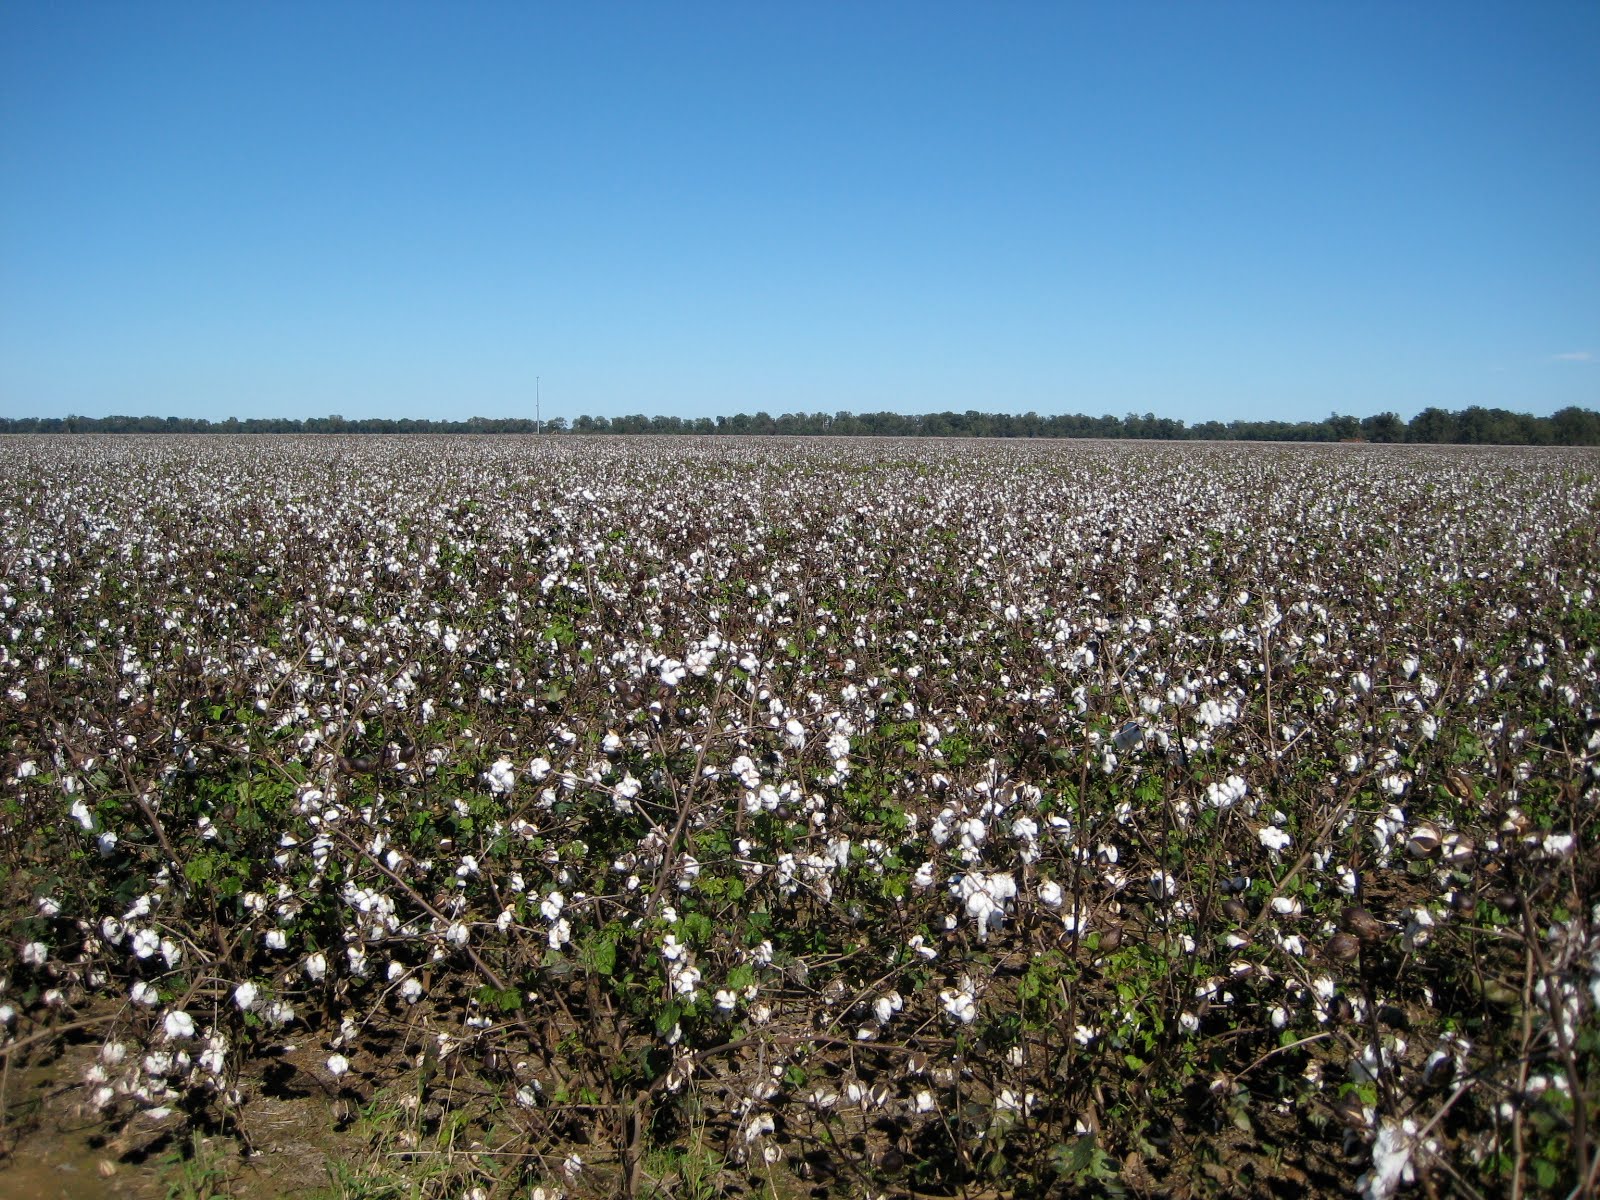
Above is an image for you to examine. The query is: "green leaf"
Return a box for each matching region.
[655,1002,682,1036]
[183,852,217,886]
[473,984,523,1013]
[586,932,618,977]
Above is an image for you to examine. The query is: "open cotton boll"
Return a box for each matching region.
[939,982,977,1024]
[955,871,1017,940]
[873,992,904,1025]
[1205,775,1248,810]
[1358,1118,1434,1200]
[1258,826,1292,853]
[484,757,516,795]
[263,1000,296,1026]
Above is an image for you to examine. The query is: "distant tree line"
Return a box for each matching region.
[4,405,1598,444]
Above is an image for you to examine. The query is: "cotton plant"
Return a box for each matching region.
[0,436,1594,1196]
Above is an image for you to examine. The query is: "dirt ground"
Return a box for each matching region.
[0,1034,361,1200]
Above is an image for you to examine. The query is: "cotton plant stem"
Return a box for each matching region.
[1511,940,1537,1200]
[1518,891,1592,1192]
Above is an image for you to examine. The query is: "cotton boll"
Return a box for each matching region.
[263,1000,296,1026]
[484,757,516,795]
[1358,1118,1431,1200]
[938,978,977,1023]
[1259,826,1292,853]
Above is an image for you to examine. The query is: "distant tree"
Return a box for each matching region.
[1456,406,1496,444]
[1550,406,1600,445]
[1360,412,1404,442]
[1328,413,1361,440]
[1408,407,1457,443]
[8,404,1597,444]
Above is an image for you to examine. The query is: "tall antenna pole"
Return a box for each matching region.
[536,376,541,435]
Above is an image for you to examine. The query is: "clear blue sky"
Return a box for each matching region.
[2,2,1596,424]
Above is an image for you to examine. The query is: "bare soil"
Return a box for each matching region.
[0,1032,359,1200]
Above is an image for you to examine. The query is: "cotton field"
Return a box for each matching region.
[1,435,1597,1198]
